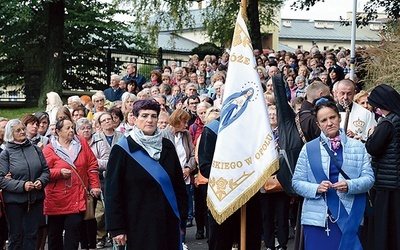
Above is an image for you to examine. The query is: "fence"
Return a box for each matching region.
[0,48,193,107]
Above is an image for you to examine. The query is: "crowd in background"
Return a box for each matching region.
[0,44,399,250]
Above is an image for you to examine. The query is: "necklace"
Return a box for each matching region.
[324,192,341,236]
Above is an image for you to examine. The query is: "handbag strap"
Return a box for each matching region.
[320,137,350,180]
[295,111,308,144]
[69,165,90,194]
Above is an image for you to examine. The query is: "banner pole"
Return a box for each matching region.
[240,204,247,250]
[241,0,247,15]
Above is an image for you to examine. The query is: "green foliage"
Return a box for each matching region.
[0,0,151,92]
[63,1,151,90]
[0,0,47,87]
[113,0,282,49]
[291,0,400,26]
[202,0,283,46]
[113,0,195,47]
[1,107,40,119]
[363,21,400,92]
[191,42,223,59]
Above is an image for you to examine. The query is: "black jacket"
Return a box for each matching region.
[366,112,400,189]
[105,136,188,250]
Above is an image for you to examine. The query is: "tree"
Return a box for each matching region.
[362,22,400,92]
[0,0,148,107]
[113,0,283,52]
[291,0,400,26]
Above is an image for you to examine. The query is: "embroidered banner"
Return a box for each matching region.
[207,8,279,224]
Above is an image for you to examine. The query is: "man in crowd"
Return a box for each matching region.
[335,79,377,140]
[104,74,125,102]
[122,64,146,90]
[298,81,331,142]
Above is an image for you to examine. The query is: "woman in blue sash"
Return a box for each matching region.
[292,97,374,250]
[105,99,188,250]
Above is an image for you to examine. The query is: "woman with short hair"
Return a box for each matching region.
[76,118,109,250]
[105,99,188,249]
[21,114,49,149]
[43,118,101,250]
[0,119,50,250]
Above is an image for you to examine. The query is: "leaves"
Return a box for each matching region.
[0,0,149,91]
[292,0,400,26]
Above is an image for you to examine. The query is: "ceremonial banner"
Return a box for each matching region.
[207,8,279,224]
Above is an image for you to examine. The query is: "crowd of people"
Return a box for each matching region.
[0,45,399,250]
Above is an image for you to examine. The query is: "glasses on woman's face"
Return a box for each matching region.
[94,99,104,103]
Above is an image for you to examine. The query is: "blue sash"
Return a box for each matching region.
[117,136,182,250]
[306,138,365,250]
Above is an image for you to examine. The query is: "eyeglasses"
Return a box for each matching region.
[94,99,104,103]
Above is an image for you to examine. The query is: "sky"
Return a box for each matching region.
[281,0,369,20]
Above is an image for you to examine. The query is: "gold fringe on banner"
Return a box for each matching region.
[207,157,279,225]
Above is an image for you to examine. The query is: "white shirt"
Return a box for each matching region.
[174,133,190,185]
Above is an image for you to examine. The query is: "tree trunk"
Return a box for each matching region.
[247,0,262,52]
[39,0,65,108]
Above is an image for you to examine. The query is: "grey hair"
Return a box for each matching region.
[75,118,92,132]
[111,74,121,82]
[68,95,81,104]
[92,92,106,103]
[4,119,26,143]
[295,75,306,84]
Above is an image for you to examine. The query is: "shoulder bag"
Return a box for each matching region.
[264,174,284,193]
[69,165,95,220]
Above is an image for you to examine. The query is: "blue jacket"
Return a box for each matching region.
[292,130,374,227]
[104,87,125,102]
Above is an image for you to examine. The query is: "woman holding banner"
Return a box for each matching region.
[105,99,188,249]
[292,96,374,250]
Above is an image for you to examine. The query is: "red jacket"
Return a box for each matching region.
[43,136,100,215]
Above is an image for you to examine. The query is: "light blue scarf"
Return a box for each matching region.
[130,126,162,161]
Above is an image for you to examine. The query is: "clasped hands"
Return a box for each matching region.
[317,180,348,194]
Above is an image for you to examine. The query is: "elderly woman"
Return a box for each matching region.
[67,96,82,113]
[91,92,108,114]
[105,99,188,249]
[161,109,196,230]
[292,97,374,250]
[0,119,50,250]
[21,114,49,149]
[43,118,101,250]
[76,118,110,250]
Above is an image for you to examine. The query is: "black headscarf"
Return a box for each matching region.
[368,84,400,117]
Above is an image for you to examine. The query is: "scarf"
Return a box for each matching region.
[130,126,162,161]
[329,135,341,151]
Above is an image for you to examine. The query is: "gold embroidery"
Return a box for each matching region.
[208,171,255,201]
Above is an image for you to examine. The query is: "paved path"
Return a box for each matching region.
[98,222,295,250]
